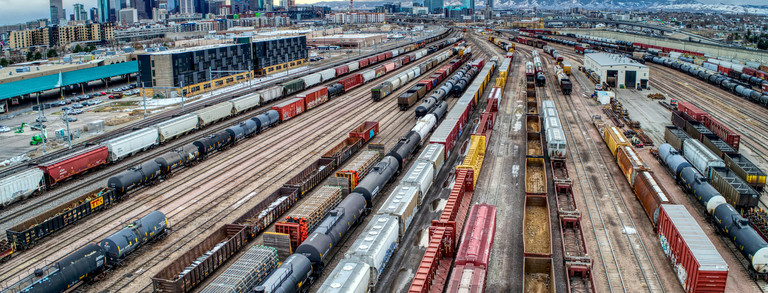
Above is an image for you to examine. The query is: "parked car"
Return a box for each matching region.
[72,103,83,109]
[72,109,84,114]
[65,116,77,122]
[30,124,46,130]
[93,99,102,104]
[0,125,10,133]
[36,116,48,122]
[109,93,123,99]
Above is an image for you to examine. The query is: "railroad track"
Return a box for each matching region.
[0,45,460,291]
[0,33,459,232]
[0,35,431,178]
[524,46,665,293]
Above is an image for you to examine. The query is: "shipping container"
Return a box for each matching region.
[616,146,648,186]
[523,257,555,293]
[658,205,728,293]
[523,196,551,257]
[376,185,419,236]
[103,128,159,161]
[270,98,305,121]
[724,154,766,190]
[338,74,364,91]
[154,114,199,143]
[633,171,671,226]
[6,188,117,249]
[200,245,279,293]
[152,224,249,293]
[603,127,631,157]
[709,167,760,208]
[230,92,262,114]
[344,215,399,288]
[348,121,379,143]
[316,259,370,293]
[296,87,328,110]
[195,102,233,126]
[37,146,109,186]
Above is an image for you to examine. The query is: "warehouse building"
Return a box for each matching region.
[137,36,307,97]
[138,43,253,97]
[584,52,649,89]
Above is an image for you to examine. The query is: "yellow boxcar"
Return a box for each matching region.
[603,126,631,157]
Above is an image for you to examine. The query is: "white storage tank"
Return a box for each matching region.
[153,113,198,143]
[194,102,232,126]
[683,139,725,176]
[317,259,370,293]
[400,161,435,203]
[376,185,419,236]
[344,215,399,289]
[103,128,159,161]
[1,168,45,207]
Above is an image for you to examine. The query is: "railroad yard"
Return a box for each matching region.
[5,24,768,293]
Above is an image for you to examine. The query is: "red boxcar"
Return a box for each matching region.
[335,65,349,76]
[455,204,496,268]
[702,115,740,151]
[377,53,387,62]
[633,171,671,228]
[658,204,728,293]
[367,56,378,65]
[677,101,708,122]
[348,121,379,143]
[743,67,757,76]
[384,62,396,73]
[445,264,486,293]
[358,58,370,68]
[384,52,393,59]
[470,58,485,69]
[271,97,305,121]
[374,66,387,77]
[418,80,433,92]
[717,65,732,76]
[296,87,328,110]
[337,74,363,91]
[38,146,109,186]
[401,55,411,65]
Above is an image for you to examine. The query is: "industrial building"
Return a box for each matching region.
[138,43,253,97]
[137,36,307,96]
[584,52,649,89]
[307,34,387,48]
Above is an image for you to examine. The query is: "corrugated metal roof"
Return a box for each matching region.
[661,204,728,271]
[0,61,138,101]
[378,186,418,216]
[586,52,648,68]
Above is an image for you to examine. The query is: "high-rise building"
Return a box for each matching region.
[98,0,110,22]
[74,3,85,21]
[50,0,65,25]
[133,0,153,19]
[194,0,209,14]
[119,8,139,25]
[423,0,443,13]
[463,0,473,10]
[179,0,195,13]
[90,7,99,22]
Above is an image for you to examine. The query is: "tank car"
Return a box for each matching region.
[713,203,768,274]
[254,254,313,293]
[108,160,162,195]
[679,167,726,213]
[100,211,168,261]
[387,131,421,168]
[428,101,448,121]
[352,156,399,206]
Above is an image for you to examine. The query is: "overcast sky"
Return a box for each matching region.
[0,0,99,26]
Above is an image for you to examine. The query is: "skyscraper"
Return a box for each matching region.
[424,0,443,13]
[179,0,195,14]
[463,0,473,10]
[98,0,114,22]
[90,7,99,22]
[50,0,64,25]
[74,4,85,21]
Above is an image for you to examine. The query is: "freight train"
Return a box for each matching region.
[0,31,460,208]
[0,30,457,264]
[252,57,499,293]
[3,211,168,293]
[414,60,473,118]
[541,100,567,159]
[657,143,767,280]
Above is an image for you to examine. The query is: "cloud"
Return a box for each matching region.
[0,0,97,26]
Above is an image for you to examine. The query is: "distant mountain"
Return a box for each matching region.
[308,0,768,14]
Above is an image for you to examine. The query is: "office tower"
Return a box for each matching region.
[179,0,195,13]
[50,0,65,25]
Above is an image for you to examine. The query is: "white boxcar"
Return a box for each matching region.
[417,144,445,175]
[415,49,427,60]
[301,73,323,88]
[376,185,419,236]
[400,161,435,203]
[344,215,399,288]
[391,49,399,57]
[319,68,336,82]
[230,92,261,114]
[361,69,376,83]
[259,86,282,103]
[195,102,232,126]
[1,168,44,207]
[346,61,360,72]
[411,115,436,145]
[103,128,159,161]
[546,127,568,158]
[317,259,370,293]
[154,113,198,143]
[542,100,556,110]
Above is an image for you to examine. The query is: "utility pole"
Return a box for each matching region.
[141,82,147,118]
[180,78,185,113]
[63,110,72,149]
[36,95,46,154]
[209,68,214,96]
